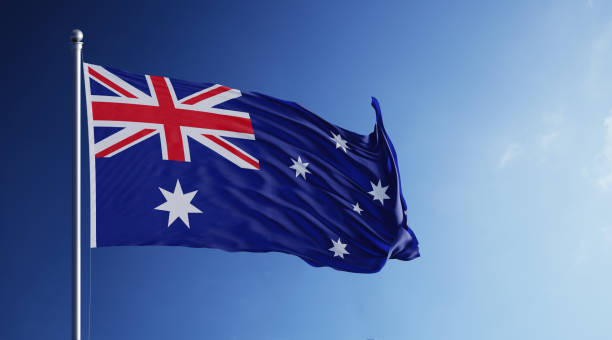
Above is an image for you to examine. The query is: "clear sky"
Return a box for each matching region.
[2,1,612,339]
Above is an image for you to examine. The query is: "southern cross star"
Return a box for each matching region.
[352,202,363,214]
[155,179,202,228]
[328,238,349,258]
[290,156,311,180]
[368,179,390,205]
[329,132,349,153]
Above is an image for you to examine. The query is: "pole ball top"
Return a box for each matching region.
[71,29,83,43]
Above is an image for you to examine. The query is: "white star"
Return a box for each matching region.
[329,132,349,153]
[352,202,363,214]
[289,156,311,179]
[368,179,390,205]
[154,180,202,228]
[328,238,349,258]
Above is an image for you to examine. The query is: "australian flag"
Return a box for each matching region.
[83,63,419,273]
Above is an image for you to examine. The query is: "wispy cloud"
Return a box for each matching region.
[539,131,559,151]
[538,111,564,153]
[497,111,563,169]
[499,143,521,168]
[597,173,612,190]
[570,226,612,267]
[602,226,611,244]
[602,115,612,158]
[587,21,612,97]
[595,115,612,190]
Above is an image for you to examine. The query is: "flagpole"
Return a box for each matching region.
[71,28,83,340]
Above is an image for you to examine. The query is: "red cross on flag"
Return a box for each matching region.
[83,63,260,170]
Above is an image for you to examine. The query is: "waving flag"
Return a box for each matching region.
[84,63,419,273]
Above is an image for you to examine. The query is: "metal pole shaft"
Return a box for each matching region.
[71,29,83,340]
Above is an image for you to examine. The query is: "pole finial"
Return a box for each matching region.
[71,29,83,43]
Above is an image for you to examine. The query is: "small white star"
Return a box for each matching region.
[328,238,349,258]
[329,132,349,153]
[290,156,311,179]
[352,202,363,214]
[368,179,390,205]
[155,180,202,228]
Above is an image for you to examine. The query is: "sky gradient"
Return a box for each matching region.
[2,1,612,339]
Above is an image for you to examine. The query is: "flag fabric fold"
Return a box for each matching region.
[84,63,419,273]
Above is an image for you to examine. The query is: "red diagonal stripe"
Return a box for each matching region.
[204,134,260,170]
[183,86,231,105]
[89,67,137,98]
[95,129,156,158]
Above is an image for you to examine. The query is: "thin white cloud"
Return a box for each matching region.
[581,166,590,178]
[597,173,612,190]
[534,112,564,163]
[587,21,612,97]
[571,226,612,267]
[595,115,612,191]
[499,143,521,168]
[539,131,559,150]
[602,226,611,244]
[602,115,612,158]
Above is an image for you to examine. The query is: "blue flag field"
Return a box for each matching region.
[83,63,419,273]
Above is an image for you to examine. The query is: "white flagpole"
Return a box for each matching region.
[71,28,83,340]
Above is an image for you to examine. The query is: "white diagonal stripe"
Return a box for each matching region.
[188,133,259,170]
[94,127,159,157]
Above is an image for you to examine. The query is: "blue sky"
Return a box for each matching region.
[1,1,612,339]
